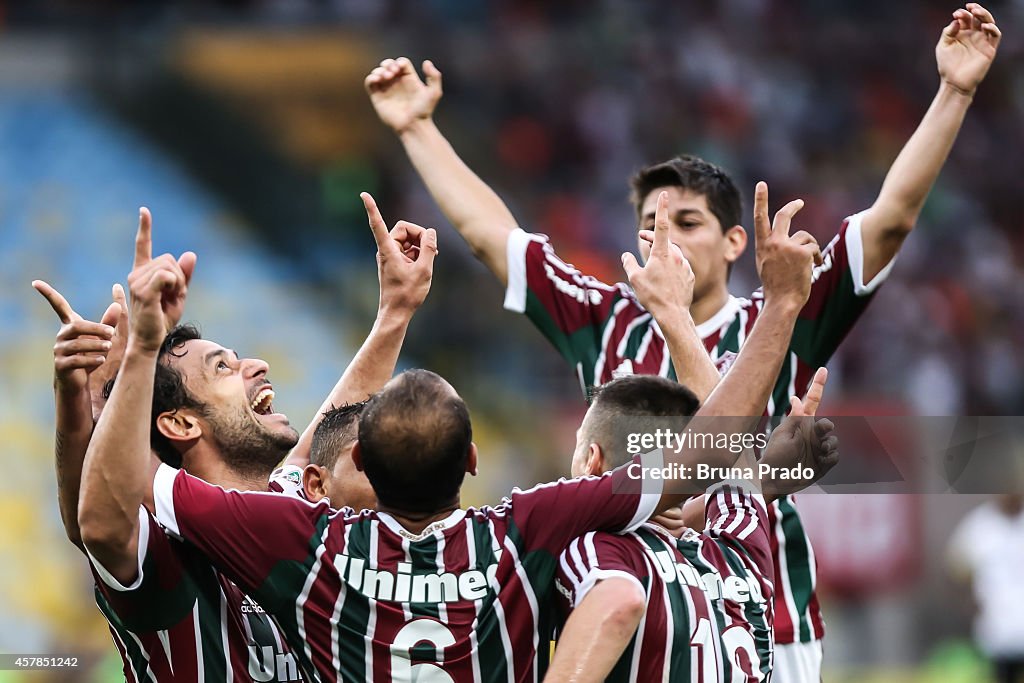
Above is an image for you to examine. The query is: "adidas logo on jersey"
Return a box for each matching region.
[240,596,266,614]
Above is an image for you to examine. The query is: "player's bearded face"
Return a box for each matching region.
[171,340,299,473]
[204,396,298,474]
[637,186,737,299]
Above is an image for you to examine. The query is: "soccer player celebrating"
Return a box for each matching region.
[40,194,434,681]
[365,5,1000,677]
[544,190,836,682]
[88,176,823,681]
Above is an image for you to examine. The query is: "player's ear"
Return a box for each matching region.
[584,443,605,477]
[723,224,747,264]
[303,464,328,503]
[351,442,364,472]
[156,409,202,443]
[466,443,478,477]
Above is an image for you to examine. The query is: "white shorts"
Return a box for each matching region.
[773,640,823,682]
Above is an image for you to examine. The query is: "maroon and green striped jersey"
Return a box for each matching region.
[555,484,774,681]
[504,212,894,644]
[88,507,302,682]
[87,468,307,682]
[150,453,664,682]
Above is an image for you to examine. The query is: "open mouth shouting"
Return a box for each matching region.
[248,383,288,424]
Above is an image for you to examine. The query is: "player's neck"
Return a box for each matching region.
[378,501,461,535]
[689,284,731,328]
[185,454,269,492]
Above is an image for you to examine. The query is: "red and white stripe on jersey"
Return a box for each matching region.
[558,483,772,606]
[555,484,774,682]
[150,453,665,683]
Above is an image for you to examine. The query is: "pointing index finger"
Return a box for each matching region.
[800,367,829,417]
[653,191,670,254]
[753,182,771,245]
[361,192,397,254]
[32,280,79,324]
[134,207,153,269]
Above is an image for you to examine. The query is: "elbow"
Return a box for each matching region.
[884,216,916,238]
[464,223,514,262]
[467,236,507,270]
[77,510,110,553]
[77,504,131,556]
[467,237,491,262]
[78,505,143,588]
[64,519,84,550]
[606,585,646,633]
[622,590,647,626]
[58,500,85,549]
[868,204,917,238]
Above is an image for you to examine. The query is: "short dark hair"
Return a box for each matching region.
[358,370,472,514]
[629,154,742,234]
[586,375,701,468]
[103,323,207,468]
[310,402,366,470]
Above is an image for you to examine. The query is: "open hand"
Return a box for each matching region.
[938,4,1001,97]
[365,58,443,135]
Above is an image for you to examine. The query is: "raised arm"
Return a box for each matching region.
[625,193,722,402]
[697,184,820,421]
[78,208,195,584]
[366,57,516,284]
[33,281,121,548]
[282,193,437,468]
[860,3,1000,280]
[624,196,721,530]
